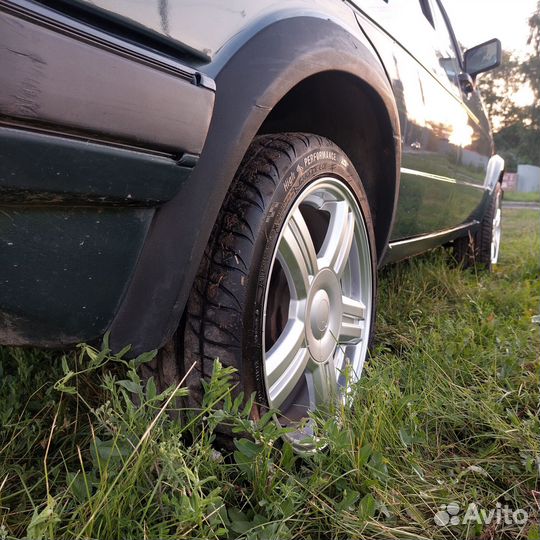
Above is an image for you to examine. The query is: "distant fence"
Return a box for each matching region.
[502,172,518,191]
[502,166,540,192]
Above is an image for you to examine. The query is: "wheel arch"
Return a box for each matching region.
[108,15,401,356]
[258,70,398,261]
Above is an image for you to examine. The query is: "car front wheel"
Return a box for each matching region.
[183,133,377,450]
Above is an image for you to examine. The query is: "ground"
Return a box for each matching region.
[503,191,540,203]
[0,208,538,540]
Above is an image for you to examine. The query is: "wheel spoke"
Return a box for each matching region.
[335,345,364,383]
[317,201,355,277]
[333,346,347,384]
[339,295,365,343]
[493,208,501,229]
[491,207,501,264]
[267,343,310,410]
[277,207,318,299]
[265,320,305,386]
[306,358,337,408]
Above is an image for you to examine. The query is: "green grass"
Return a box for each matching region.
[0,209,538,540]
[503,191,540,203]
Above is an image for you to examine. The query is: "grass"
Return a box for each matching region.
[503,191,540,203]
[0,208,538,540]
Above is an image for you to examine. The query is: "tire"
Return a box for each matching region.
[453,183,502,271]
[183,133,377,451]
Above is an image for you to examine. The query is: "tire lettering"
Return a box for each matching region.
[265,201,281,223]
[284,171,295,192]
[304,150,337,167]
[304,162,332,180]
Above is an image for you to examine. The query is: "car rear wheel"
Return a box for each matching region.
[454,184,502,271]
[183,133,377,451]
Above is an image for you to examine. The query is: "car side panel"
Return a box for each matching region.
[0,0,215,346]
[64,0,362,63]
[0,202,152,346]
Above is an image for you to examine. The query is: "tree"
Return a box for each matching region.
[526,3,540,103]
[476,2,540,170]
[476,52,523,128]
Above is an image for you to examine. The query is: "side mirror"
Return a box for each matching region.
[464,38,502,77]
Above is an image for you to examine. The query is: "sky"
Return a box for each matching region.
[444,0,537,56]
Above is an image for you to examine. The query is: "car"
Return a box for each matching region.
[0,0,503,450]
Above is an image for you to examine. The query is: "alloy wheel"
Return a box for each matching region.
[262,177,373,450]
[490,190,502,264]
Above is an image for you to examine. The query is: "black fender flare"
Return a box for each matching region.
[109,15,401,355]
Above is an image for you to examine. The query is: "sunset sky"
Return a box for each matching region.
[445,0,537,55]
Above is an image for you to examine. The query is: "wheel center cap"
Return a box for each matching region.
[310,290,330,338]
[305,268,342,363]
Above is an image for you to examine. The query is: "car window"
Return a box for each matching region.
[426,0,462,92]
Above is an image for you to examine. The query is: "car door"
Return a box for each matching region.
[426,0,491,222]
[351,0,485,240]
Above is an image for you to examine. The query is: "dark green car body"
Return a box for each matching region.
[0,0,503,353]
